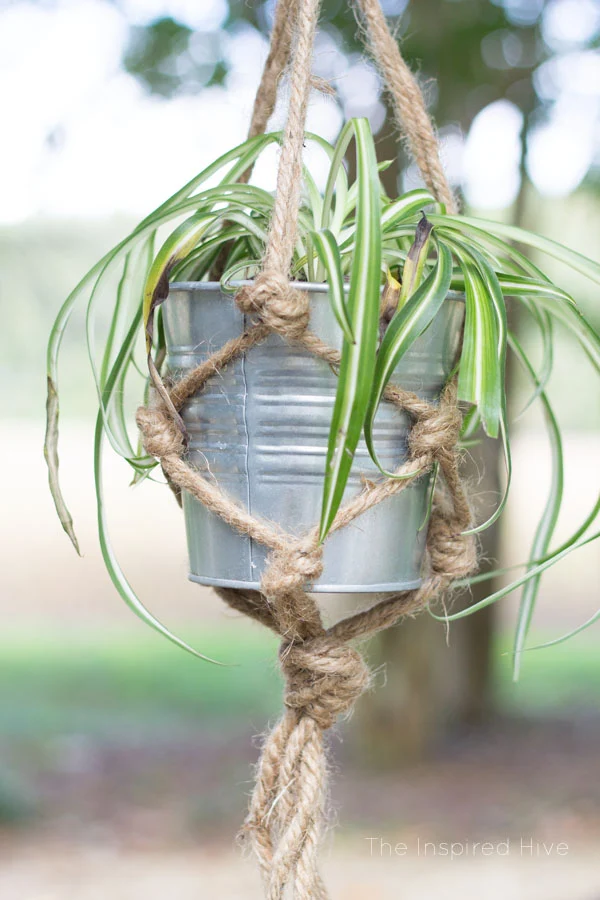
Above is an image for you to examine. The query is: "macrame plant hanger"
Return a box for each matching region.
[136,0,477,896]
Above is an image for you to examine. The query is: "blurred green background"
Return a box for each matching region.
[0,0,599,897]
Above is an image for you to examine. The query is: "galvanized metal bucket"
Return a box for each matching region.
[163,282,464,593]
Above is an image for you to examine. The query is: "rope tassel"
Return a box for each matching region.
[240,638,370,900]
[246,713,328,900]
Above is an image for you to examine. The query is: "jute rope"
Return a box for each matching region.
[136,2,474,897]
[355,0,457,213]
[247,0,299,142]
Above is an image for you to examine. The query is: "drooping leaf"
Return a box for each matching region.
[430,528,600,624]
[509,331,563,680]
[44,376,81,554]
[456,216,600,285]
[142,213,214,431]
[94,416,223,664]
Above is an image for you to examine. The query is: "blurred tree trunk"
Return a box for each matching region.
[350,116,500,765]
[351,92,537,765]
[352,442,500,766]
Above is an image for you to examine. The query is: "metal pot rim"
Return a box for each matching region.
[170,280,465,303]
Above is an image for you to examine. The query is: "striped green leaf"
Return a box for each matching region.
[311,229,354,343]
[381,189,439,231]
[142,213,214,427]
[319,118,382,542]
[43,118,600,664]
[450,241,511,534]
[456,216,600,285]
[454,254,502,438]
[509,331,563,680]
[364,239,453,477]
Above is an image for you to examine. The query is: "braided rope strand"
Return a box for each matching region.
[262,0,321,279]
[355,0,457,212]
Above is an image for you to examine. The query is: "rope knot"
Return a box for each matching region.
[136,405,184,460]
[281,636,370,730]
[427,508,477,581]
[260,538,324,599]
[236,272,310,339]
[408,399,462,463]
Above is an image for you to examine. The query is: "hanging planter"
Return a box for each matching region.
[45,0,600,896]
[163,279,464,592]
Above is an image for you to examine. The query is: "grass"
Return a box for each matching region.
[0,627,281,740]
[494,632,600,714]
[0,627,598,744]
[0,625,597,830]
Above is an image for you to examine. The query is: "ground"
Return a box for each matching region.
[1,423,599,897]
[1,642,600,898]
[3,838,600,900]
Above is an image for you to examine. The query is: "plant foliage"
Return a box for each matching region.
[45,119,600,673]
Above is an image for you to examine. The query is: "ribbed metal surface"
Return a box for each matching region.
[163,281,464,592]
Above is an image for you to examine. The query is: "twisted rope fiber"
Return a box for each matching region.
[247,0,299,143]
[137,1,474,897]
[355,0,457,213]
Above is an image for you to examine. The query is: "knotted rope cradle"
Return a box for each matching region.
[136,0,478,896]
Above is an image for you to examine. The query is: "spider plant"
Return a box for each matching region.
[45,117,600,674]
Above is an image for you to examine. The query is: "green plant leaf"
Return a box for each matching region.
[89,238,155,463]
[319,118,382,542]
[398,214,434,308]
[311,229,354,343]
[528,292,600,373]
[142,212,214,428]
[433,218,551,281]
[524,588,600,650]
[455,216,600,285]
[453,248,502,439]
[455,488,600,591]
[509,331,563,680]
[450,270,575,306]
[337,189,434,256]
[43,376,80,554]
[364,239,453,477]
[94,412,222,666]
[451,241,511,535]
[320,119,354,237]
[170,226,248,280]
[430,528,600,624]
[513,300,554,418]
[381,189,440,231]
